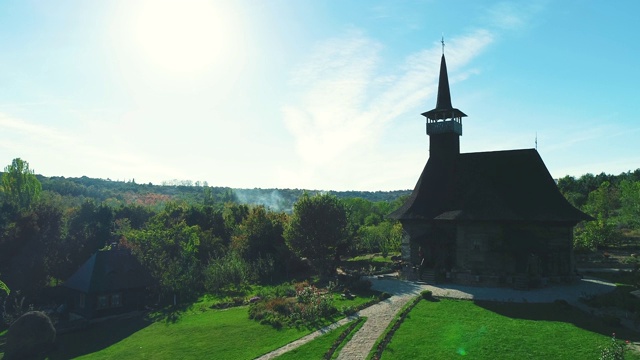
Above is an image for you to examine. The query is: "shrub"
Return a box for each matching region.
[600,333,627,360]
[421,290,433,300]
[204,253,252,292]
[379,292,392,301]
[4,311,56,360]
[249,284,337,328]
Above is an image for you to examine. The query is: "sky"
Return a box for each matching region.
[0,0,639,191]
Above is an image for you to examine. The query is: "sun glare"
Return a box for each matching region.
[128,0,235,77]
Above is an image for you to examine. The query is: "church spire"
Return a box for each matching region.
[435,53,454,112]
[422,40,468,158]
[422,44,467,122]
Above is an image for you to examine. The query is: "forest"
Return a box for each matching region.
[0,158,407,326]
[1,158,640,328]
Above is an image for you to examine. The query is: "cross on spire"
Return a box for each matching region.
[441,35,445,55]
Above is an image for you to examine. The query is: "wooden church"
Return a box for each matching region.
[389,48,591,288]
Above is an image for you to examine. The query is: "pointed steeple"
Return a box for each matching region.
[422,54,467,121]
[435,54,453,111]
[422,40,468,159]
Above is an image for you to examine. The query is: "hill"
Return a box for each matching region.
[30,174,411,212]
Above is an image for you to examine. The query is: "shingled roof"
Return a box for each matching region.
[389,148,592,223]
[63,248,154,294]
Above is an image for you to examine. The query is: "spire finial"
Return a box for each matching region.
[441,34,445,55]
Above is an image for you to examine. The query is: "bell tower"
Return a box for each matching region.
[422,39,467,160]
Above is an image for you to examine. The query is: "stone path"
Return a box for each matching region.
[255,276,618,360]
[336,291,418,360]
[255,317,354,360]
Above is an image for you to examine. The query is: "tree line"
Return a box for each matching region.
[557,169,640,250]
[0,158,406,314]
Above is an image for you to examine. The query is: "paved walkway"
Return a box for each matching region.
[336,291,418,360]
[255,276,618,359]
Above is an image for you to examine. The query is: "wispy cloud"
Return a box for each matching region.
[0,112,182,181]
[0,113,72,146]
[484,0,546,30]
[281,29,494,190]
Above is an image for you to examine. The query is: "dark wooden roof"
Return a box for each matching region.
[389,149,592,223]
[63,248,154,294]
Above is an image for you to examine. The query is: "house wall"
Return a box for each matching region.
[455,222,506,275]
[400,219,577,283]
[456,222,574,276]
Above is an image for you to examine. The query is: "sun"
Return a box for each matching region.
[127,0,235,77]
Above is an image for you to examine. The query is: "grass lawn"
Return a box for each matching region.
[47,306,325,360]
[381,299,640,360]
[276,318,365,360]
[0,283,382,360]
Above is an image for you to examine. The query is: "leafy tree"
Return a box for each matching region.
[123,220,201,304]
[284,193,349,276]
[1,158,42,210]
[231,206,286,261]
[575,181,622,250]
[619,180,640,227]
[583,181,619,220]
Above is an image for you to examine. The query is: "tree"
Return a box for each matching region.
[123,220,201,304]
[284,193,349,276]
[620,180,640,227]
[231,206,286,261]
[1,158,42,210]
[575,181,622,250]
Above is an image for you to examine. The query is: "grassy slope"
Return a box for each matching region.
[382,299,640,360]
[49,307,318,360]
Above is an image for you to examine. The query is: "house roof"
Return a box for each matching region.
[389,148,592,223]
[63,248,154,294]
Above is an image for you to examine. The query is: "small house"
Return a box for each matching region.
[63,248,154,319]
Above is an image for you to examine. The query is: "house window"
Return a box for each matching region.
[111,293,122,307]
[97,295,108,309]
[470,235,483,251]
[79,293,86,309]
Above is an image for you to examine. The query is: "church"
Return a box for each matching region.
[389,47,591,288]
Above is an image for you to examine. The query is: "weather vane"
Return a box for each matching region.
[441,34,445,55]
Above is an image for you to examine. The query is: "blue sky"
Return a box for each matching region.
[1,0,638,191]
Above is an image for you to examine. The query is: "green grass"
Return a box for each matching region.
[275,318,365,360]
[47,306,325,360]
[381,299,640,360]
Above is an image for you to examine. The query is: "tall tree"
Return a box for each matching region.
[1,158,42,210]
[231,206,287,261]
[284,193,349,276]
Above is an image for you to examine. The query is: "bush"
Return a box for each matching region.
[421,290,433,300]
[248,283,337,328]
[4,311,56,360]
[600,333,627,360]
[379,292,391,301]
[204,253,252,292]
